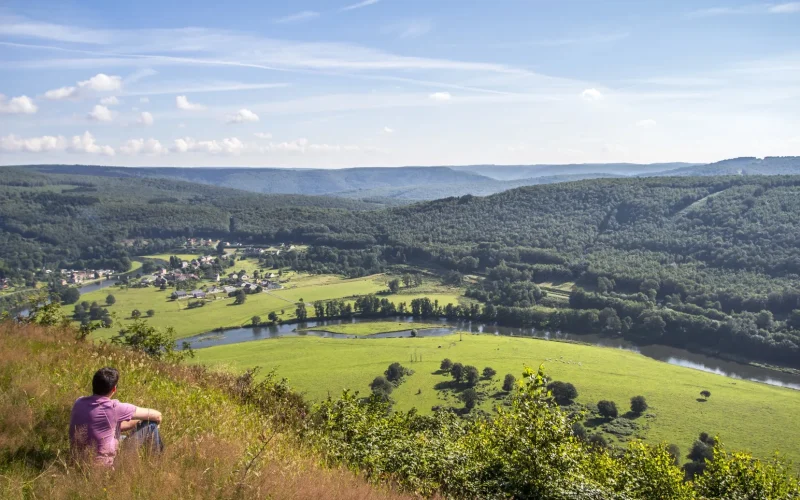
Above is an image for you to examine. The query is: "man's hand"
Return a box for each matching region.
[133,407,163,424]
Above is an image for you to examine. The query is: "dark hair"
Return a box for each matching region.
[92,367,119,395]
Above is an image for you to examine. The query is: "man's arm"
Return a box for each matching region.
[132,407,163,424]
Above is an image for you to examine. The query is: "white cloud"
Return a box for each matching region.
[254,132,273,139]
[138,111,154,126]
[1,131,113,155]
[769,2,800,12]
[581,88,604,101]
[1,134,64,152]
[70,131,115,155]
[227,108,260,124]
[173,136,245,154]
[429,92,452,101]
[0,94,37,114]
[120,138,167,155]
[139,97,150,103]
[176,95,206,111]
[44,73,122,100]
[383,126,394,133]
[88,104,113,122]
[384,19,433,39]
[341,0,380,11]
[636,119,657,128]
[100,96,119,106]
[274,11,319,24]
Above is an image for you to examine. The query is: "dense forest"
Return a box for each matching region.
[2,167,800,365]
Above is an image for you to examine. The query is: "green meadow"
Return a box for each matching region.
[193,330,800,466]
[302,321,447,336]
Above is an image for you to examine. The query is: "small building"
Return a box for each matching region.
[171,290,187,300]
[191,290,206,299]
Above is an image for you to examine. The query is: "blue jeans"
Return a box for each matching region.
[126,421,164,453]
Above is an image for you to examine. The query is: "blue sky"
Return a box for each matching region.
[1,0,799,167]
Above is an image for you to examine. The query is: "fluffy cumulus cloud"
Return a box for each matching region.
[429,91,452,101]
[226,108,260,124]
[581,88,604,101]
[120,138,167,155]
[636,119,657,128]
[88,104,113,122]
[44,73,122,100]
[176,95,206,111]
[100,96,119,106]
[0,94,37,114]
[173,137,245,154]
[138,111,154,126]
[1,131,114,156]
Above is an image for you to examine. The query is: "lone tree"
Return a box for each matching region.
[464,365,480,386]
[461,388,479,411]
[630,395,648,414]
[482,367,497,379]
[502,374,516,392]
[131,309,141,319]
[105,294,116,306]
[233,290,247,305]
[268,311,278,323]
[370,375,394,400]
[385,362,411,385]
[451,362,465,382]
[597,400,618,419]
[388,278,400,293]
[440,358,453,372]
[700,390,711,399]
[251,315,261,326]
[295,300,307,320]
[146,309,155,317]
[547,381,578,405]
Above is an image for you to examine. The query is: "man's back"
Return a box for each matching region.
[69,395,136,466]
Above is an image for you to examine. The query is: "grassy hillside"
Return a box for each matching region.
[193,330,800,466]
[0,321,405,500]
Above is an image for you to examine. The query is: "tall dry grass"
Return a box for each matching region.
[0,321,408,499]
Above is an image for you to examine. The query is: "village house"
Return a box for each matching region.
[171,290,187,300]
[190,290,206,299]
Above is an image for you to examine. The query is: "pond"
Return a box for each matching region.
[182,316,800,391]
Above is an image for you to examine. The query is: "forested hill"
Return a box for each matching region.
[24,164,490,196]
[643,156,800,177]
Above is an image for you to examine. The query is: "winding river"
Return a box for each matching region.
[182,316,800,391]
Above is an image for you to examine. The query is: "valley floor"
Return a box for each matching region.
[193,330,800,467]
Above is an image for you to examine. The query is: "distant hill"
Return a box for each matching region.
[26,165,490,196]
[451,163,698,180]
[336,173,623,200]
[641,156,800,177]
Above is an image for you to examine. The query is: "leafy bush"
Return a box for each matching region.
[547,381,578,405]
[597,400,619,419]
[631,395,648,414]
[440,358,453,371]
[502,373,516,391]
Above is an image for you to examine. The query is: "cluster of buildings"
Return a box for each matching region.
[184,238,218,248]
[57,269,114,285]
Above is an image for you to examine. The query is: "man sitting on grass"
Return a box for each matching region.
[69,367,163,466]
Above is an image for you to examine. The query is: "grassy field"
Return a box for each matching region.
[193,330,800,466]
[141,253,203,262]
[73,272,467,340]
[302,321,447,336]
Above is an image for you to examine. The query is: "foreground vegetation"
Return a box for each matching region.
[3,316,798,499]
[194,330,800,466]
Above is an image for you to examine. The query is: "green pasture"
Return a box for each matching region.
[302,321,447,336]
[193,330,800,466]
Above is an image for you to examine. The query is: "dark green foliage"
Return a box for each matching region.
[387,278,400,293]
[450,362,464,382]
[105,294,116,306]
[146,309,155,317]
[464,365,479,386]
[631,395,648,414]
[482,366,496,379]
[131,309,141,319]
[384,362,412,385]
[547,381,578,405]
[700,390,711,399]
[233,290,247,305]
[251,315,261,326]
[369,375,393,400]
[460,388,479,410]
[440,358,453,371]
[571,422,587,440]
[59,287,80,305]
[587,433,609,449]
[502,373,516,391]
[111,320,192,361]
[597,400,618,419]
[667,444,681,466]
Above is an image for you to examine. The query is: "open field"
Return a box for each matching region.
[71,272,466,340]
[193,330,800,466]
[302,321,447,336]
